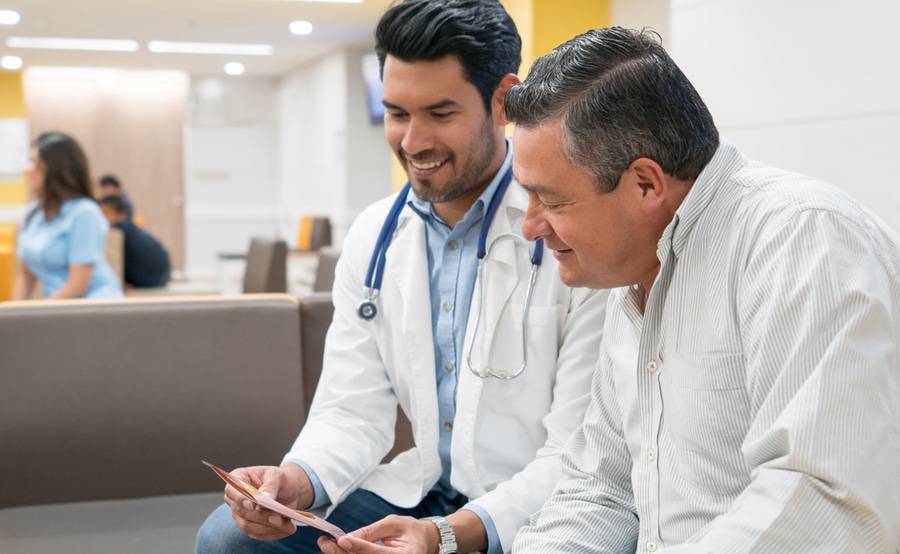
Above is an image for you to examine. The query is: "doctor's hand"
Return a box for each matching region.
[223,463,314,541]
[316,515,439,554]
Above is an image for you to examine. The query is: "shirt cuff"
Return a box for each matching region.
[461,503,503,554]
[285,460,331,510]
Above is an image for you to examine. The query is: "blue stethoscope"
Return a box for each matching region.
[358,167,545,380]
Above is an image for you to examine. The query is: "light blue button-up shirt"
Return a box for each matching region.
[298,141,512,554]
[17,198,123,299]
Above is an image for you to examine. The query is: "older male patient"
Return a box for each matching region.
[506,27,900,553]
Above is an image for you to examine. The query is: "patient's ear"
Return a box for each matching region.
[494,73,522,126]
[623,157,669,215]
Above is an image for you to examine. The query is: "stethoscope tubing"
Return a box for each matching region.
[358,166,545,379]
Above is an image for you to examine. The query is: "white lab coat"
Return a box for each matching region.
[284,181,607,551]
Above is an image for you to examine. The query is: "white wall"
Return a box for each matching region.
[184,48,392,278]
[345,52,394,224]
[277,48,392,247]
[277,51,348,243]
[612,0,670,46]
[670,0,900,231]
[185,76,280,278]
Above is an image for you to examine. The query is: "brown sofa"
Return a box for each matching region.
[0,293,411,553]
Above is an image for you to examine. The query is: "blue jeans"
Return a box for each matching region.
[195,488,468,553]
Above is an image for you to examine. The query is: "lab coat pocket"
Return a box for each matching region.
[474,303,563,403]
[472,303,564,486]
[661,350,752,491]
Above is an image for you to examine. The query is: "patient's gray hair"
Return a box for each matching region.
[505,27,719,193]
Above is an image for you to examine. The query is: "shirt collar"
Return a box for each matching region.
[406,138,513,227]
[657,139,747,262]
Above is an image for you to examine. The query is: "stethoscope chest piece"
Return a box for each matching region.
[358,299,378,321]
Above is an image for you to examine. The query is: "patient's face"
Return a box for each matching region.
[515,120,652,289]
[382,55,500,204]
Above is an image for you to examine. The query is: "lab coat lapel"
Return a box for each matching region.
[455,183,526,492]
[387,209,441,486]
[464,182,525,365]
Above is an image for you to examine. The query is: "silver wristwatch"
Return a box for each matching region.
[423,515,458,554]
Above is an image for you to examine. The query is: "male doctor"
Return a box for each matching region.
[195,1,607,553]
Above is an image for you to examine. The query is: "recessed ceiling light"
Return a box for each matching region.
[6,36,139,52]
[0,55,22,70]
[224,62,245,76]
[289,20,314,36]
[0,9,20,26]
[148,41,273,56]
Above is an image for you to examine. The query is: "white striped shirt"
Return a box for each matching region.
[513,141,900,553]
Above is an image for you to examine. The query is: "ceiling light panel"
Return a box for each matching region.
[6,36,140,52]
[0,9,20,25]
[0,55,22,70]
[224,62,245,75]
[148,41,273,56]
[289,20,314,35]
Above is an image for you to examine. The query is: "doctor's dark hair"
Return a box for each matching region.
[505,27,719,193]
[30,132,95,221]
[375,0,521,113]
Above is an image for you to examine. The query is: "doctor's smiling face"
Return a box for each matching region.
[382,55,516,208]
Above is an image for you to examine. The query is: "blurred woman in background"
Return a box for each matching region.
[12,132,122,300]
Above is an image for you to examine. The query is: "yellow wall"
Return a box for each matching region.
[530,0,611,62]
[0,71,28,206]
[0,70,28,300]
[0,222,16,301]
[504,0,611,76]
[0,71,26,118]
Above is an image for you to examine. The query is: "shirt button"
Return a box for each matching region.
[647,449,656,462]
[447,240,458,251]
[442,302,452,312]
[443,421,453,432]
[646,360,658,373]
[646,541,658,552]
[445,361,454,373]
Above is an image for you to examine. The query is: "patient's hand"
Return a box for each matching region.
[224,463,314,541]
[317,515,439,554]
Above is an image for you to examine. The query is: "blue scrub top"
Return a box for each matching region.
[17,198,123,299]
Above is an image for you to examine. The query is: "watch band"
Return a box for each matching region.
[423,516,458,554]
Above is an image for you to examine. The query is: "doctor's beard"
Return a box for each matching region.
[401,115,498,204]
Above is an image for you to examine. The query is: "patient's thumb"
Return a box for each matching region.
[258,470,281,498]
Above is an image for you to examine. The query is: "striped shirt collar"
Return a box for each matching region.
[659,139,748,262]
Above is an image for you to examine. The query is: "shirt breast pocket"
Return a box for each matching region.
[660,350,752,489]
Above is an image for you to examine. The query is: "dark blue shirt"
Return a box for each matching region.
[114,221,170,288]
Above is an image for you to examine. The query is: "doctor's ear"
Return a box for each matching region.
[493,73,522,126]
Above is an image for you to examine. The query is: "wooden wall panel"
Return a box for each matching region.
[24,70,188,270]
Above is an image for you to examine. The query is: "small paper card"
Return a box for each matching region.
[202,460,346,539]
